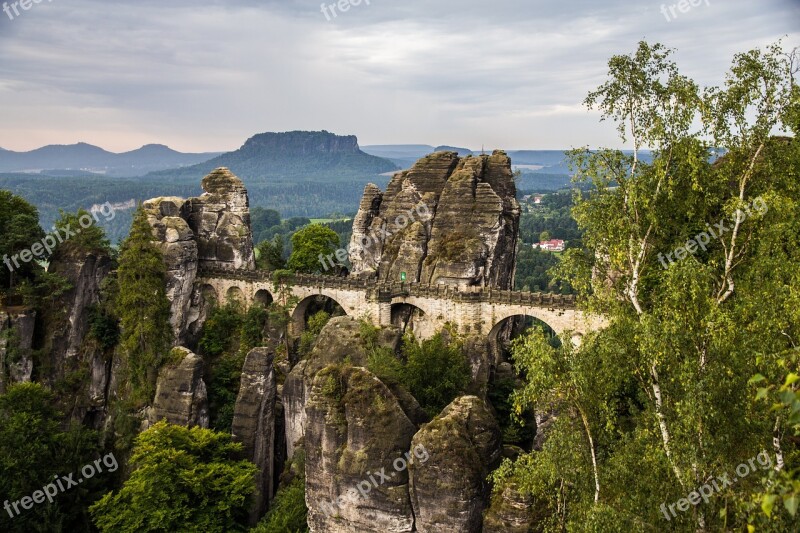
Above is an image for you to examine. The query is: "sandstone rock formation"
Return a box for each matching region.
[0,309,36,394]
[142,197,198,342]
[283,316,413,457]
[41,250,113,382]
[142,167,256,344]
[305,365,417,533]
[188,168,256,272]
[409,395,502,532]
[349,151,520,289]
[482,484,542,533]
[150,347,209,428]
[231,347,277,525]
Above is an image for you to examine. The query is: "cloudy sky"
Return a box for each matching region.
[0,0,798,153]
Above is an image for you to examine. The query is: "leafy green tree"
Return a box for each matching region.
[0,190,45,290]
[269,270,300,360]
[90,421,256,533]
[115,207,172,402]
[287,224,339,274]
[401,333,471,417]
[0,383,106,532]
[256,235,286,271]
[51,209,111,258]
[198,302,268,432]
[495,41,800,531]
[253,452,309,533]
[297,310,331,357]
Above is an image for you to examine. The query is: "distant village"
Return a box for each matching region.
[520,193,566,252]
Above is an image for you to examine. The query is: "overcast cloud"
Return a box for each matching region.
[0,0,798,152]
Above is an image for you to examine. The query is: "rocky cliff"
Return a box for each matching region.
[143,167,256,343]
[149,347,209,428]
[0,309,36,394]
[349,151,520,289]
[232,347,278,525]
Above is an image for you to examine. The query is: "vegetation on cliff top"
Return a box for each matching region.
[493,40,800,531]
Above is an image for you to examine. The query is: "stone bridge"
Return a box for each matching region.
[196,268,605,341]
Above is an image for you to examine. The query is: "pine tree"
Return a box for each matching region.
[115,207,172,401]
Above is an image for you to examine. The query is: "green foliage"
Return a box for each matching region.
[15,269,72,309]
[745,353,800,528]
[287,224,340,274]
[51,208,111,258]
[250,207,282,238]
[87,304,120,351]
[115,207,173,402]
[198,302,267,432]
[487,377,534,446]
[200,302,247,358]
[256,235,286,271]
[298,311,331,357]
[514,246,570,293]
[0,383,106,532]
[0,190,45,290]
[360,322,470,417]
[498,41,800,531]
[252,476,309,533]
[89,421,256,533]
[400,333,471,417]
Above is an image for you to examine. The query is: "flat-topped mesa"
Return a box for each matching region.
[348,150,521,290]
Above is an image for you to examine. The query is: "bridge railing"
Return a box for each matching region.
[196,267,576,309]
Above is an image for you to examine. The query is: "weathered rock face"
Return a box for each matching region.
[188,167,256,271]
[40,251,113,382]
[482,484,542,533]
[231,347,277,525]
[283,317,406,457]
[0,309,36,393]
[305,365,417,533]
[349,151,520,289]
[150,347,209,428]
[409,395,502,533]
[142,197,198,342]
[142,168,256,344]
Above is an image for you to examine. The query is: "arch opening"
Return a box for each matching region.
[489,314,560,359]
[488,314,559,452]
[199,284,218,306]
[391,303,426,337]
[254,289,274,307]
[292,295,346,334]
[226,286,245,305]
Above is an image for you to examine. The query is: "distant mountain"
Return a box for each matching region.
[0,142,222,176]
[151,131,399,182]
[434,145,473,156]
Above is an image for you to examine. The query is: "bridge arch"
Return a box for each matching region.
[291,294,347,334]
[390,303,426,336]
[226,286,246,305]
[254,289,273,307]
[488,312,559,344]
[199,283,219,305]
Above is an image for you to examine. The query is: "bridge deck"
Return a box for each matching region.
[197,267,577,309]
